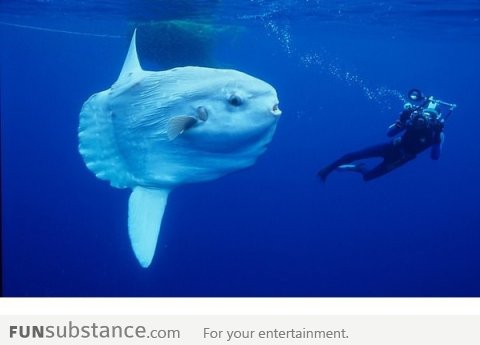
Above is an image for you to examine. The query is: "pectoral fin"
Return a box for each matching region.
[128,186,171,268]
[167,115,198,140]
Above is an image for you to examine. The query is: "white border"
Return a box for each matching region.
[1,298,479,315]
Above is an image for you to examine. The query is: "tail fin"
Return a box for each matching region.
[128,186,171,267]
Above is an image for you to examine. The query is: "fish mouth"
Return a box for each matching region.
[271,103,282,116]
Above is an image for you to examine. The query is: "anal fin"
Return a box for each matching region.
[128,186,171,268]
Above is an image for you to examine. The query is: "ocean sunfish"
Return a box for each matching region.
[78,30,282,267]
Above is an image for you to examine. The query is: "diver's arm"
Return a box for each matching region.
[430,133,443,160]
[387,109,411,137]
[387,121,405,137]
[431,121,445,160]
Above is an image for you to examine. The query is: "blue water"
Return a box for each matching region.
[1,0,480,297]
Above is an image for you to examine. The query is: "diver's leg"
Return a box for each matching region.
[362,151,415,181]
[317,143,390,181]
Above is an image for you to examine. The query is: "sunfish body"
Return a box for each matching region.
[78,30,281,267]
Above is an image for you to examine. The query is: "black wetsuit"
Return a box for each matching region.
[318,109,445,181]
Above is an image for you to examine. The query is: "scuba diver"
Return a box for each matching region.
[317,89,457,182]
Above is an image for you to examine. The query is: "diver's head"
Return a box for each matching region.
[407,89,424,102]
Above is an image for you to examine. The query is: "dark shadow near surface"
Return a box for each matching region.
[130,1,234,70]
[127,0,221,22]
[135,20,238,69]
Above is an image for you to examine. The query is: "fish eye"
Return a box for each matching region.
[228,94,243,106]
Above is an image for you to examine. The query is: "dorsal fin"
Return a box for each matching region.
[117,29,142,81]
